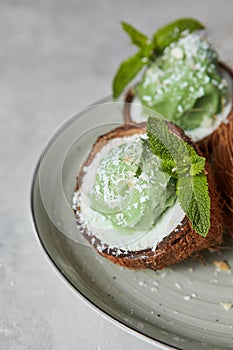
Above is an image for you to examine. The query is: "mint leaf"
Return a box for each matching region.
[159,159,176,177]
[135,165,142,178]
[177,173,210,237]
[113,22,154,99]
[146,117,176,164]
[147,117,205,176]
[153,17,205,53]
[186,145,206,175]
[122,21,151,48]
[147,117,190,174]
[146,116,210,237]
[113,48,150,100]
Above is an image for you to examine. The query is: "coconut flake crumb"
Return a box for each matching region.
[142,95,152,101]
[220,302,233,311]
[160,271,168,278]
[139,280,148,287]
[171,47,184,59]
[177,105,183,113]
[141,57,148,63]
[174,282,182,290]
[213,260,231,271]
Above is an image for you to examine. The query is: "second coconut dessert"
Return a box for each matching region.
[113,18,232,144]
[73,116,223,269]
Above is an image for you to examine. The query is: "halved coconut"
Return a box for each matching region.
[73,123,223,270]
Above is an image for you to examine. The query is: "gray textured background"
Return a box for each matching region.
[1,0,233,349]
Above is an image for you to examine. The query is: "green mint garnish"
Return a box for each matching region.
[153,17,204,53]
[121,21,151,48]
[135,165,142,178]
[177,172,210,236]
[146,116,210,237]
[112,47,150,100]
[113,18,204,99]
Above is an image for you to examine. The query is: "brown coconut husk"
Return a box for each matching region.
[199,108,233,236]
[73,123,223,270]
[197,62,233,236]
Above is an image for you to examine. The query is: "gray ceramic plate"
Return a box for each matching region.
[31,101,233,350]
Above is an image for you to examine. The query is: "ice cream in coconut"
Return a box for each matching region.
[73,118,223,270]
[117,21,232,141]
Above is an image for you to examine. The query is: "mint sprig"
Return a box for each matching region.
[147,116,210,237]
[113,18,205,99]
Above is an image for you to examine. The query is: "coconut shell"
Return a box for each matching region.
[197,62,233,236]
[199,108,233,236]
[73,123,223,270]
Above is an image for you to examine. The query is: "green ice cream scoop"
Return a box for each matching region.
[136,33,227,130]
[90,137,176,232]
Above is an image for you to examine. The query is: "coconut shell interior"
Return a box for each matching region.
[73,124,223,270]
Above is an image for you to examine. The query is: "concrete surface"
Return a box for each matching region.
[1,0,233,349]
